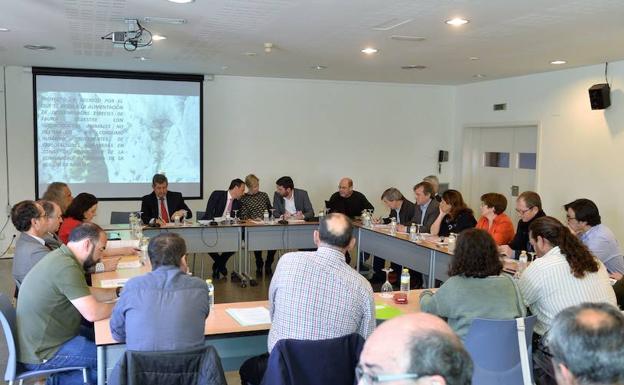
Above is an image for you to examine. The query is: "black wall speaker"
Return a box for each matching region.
[438,150,449,162]
[588,83,611,110]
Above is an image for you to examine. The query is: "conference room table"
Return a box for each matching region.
[103,220,319,283]
[355,224,453,288]
[91,256,427,385]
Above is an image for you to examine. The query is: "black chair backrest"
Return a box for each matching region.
[196,211,206,220]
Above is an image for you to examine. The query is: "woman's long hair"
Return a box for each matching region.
[529,216,599,278]
[442,189,472,220]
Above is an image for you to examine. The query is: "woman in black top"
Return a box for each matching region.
[430,189,477,237]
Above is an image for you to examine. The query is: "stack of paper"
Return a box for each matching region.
[100,278,129,288]
[117,260,142,269]
[107,240,139,250]
[226,307,271,326]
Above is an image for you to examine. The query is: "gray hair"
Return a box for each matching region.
[547,302,624,385]
[42,182,69,210]
[407,331,473,385]
[381,187,404,202]
[423,175,439,184]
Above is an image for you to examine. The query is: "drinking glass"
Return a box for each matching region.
[381,267,394,298]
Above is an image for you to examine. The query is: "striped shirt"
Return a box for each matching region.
[519,246,617,335]
[267,246,375,352]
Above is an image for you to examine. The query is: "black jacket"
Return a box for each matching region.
[261,333,364,385]
[109,345,227,385]
[383,199,416,226]
[202,190,241,220]
[509,209,546,257]
[140,191,192,224]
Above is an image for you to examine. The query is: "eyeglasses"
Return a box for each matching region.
[515,207,534,215]
[566,215,577,222]
[355,366,420,384]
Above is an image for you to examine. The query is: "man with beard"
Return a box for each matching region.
[16,222,118,385]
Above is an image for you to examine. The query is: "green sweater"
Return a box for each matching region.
[420,275,526,338]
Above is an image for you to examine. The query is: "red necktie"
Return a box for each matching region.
[160,199,169,223]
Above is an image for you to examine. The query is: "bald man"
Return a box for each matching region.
[358,313,473,385]
[547,303,624,385]
[326,177,374,219]
[239,213,375,385]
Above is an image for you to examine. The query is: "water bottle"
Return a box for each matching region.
[517,251,528,277]
[390,217,397,236]
[263,209,269,224]
[447,233,457,253]
[318,210,325,222]
[400,268,410,292]
[206,279,214,310]
[409,223,417,241]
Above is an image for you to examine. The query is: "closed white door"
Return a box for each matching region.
[467,125,537,222]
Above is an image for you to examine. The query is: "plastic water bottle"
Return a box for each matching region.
[409,223,417,241]
[390,218,397,236]
[263,210,269,224]
[400,268,410,292]
[206,279,214,310]
[517,251,528,278]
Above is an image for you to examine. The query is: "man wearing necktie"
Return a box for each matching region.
[38,200,64,249]
[202,179,245,279]
[140,174,192,225]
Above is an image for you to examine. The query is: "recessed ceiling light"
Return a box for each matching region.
[243,52,257,56]
[312,65,327,70]
[167,0,195,3]
[473,74,486,78]
[401,65,427,70]
[550,60,567,65]
[134,56,150,61]
[445,18,469,26]
[152,35,167,41]
[361,47,379,55]
[0,27,10,32]
[390,35,426,42]
[24,44,55,51]
[469,56,479,61]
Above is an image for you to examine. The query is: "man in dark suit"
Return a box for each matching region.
[410,181,440,233]
[202,179,246,279]
[371,188,416,283]
[272,176,314,220]
[140,174,192,225]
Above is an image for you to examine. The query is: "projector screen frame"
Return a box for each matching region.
[32,67,204,201]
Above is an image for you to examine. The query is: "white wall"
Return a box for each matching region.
[0,67,455,250]
[455,61,624,238]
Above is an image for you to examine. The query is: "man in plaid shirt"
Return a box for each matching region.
[239,213,375,385]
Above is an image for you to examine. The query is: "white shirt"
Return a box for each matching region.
[29,233,45,246]
[519,246,617,335]
[222,191,234,217]
[284,192,296,215]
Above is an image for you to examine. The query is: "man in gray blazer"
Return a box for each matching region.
[272,176,314,220]
[39,200,64,249]
[410,181,440,234]
[11,200,51,285]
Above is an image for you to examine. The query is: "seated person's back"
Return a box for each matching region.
[420,228,525,338]
[110,233,209,351]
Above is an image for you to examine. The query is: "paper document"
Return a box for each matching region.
[99,278,129,288]
[117,260,142,269]
[226,307,271,326]
[107,240,139,250]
